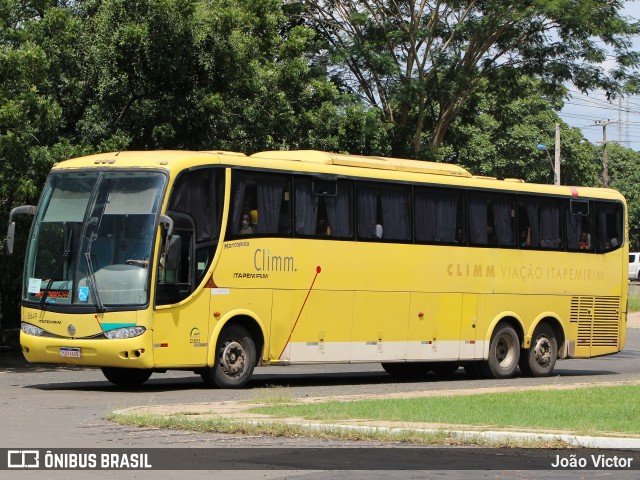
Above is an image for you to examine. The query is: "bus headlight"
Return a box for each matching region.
[21,322,44,336]
[103,326,146,339]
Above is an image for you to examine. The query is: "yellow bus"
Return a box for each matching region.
[9,150,628,387]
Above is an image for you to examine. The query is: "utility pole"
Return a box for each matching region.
[594,119,615,187]
[554,123,561,185]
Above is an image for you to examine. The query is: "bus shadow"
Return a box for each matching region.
[22,368,617,392]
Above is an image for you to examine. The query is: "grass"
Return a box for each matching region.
[250,385,640,436]
[108,412,567,448]
[628,293,640,312]
[628,284,640,312]
[108,384,640,447]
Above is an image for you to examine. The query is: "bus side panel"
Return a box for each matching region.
[271,290,353,363]
[407,293,463,361]
[350,292,409,362]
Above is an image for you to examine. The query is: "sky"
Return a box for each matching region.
[558,2,640,151]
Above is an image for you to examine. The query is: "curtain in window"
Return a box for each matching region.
[492,197,513,246]
[415,189,458,243]
[596,207,608,251]
[381,188,411,240]
[357,186,378,239]
[257,177,286,234]
[325,182,352,237]
[436,192,458,243]
[170,171,220,242]
[526,203,540,247]
[566,212,582,250]
[295,180,318,235]
[468,196,488,244]
[415,191,437,242]
[229,177,246,235]
[539,202,560,248]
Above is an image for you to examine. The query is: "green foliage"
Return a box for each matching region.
[439,76,600,186]
[607,143,640,249]
[303,0,640,157]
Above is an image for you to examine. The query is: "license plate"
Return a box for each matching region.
[59,347,81,358]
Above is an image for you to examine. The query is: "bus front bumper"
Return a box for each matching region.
[20,330,155,369]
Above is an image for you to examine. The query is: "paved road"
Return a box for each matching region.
[1,329,639,479]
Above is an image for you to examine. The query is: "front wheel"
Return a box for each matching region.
[102,367,152,387]
[519,323,558,377]
[480,324,520,379]
[201,324,256,388]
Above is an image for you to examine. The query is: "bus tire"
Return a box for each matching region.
[519,323,557,377]
[202,324,256,388]
[381,362,430,378]
[101,367,152,387]
[481,324,520,379]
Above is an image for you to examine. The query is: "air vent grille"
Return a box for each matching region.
[570,296,620,346]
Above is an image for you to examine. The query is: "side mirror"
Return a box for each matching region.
[7,205,36,255]
[158,214,174,238]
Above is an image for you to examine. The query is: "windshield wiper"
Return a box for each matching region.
[40,231,73,307]
[84,234,105,313]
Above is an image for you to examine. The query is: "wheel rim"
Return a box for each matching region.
[533,335,552,368]
[220,340,247,376]
[495,333,516,368]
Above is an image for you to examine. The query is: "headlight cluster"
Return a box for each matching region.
[21,322,44,336]
[103,326,146,339]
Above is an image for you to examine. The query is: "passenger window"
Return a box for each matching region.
[356,182,411,241]
[295,177,353,239]
[469,192,516,247]
[415,187,465,244]
[595,201,623,253]
[228,171,292,238]
[518,196,563,249]
[566,199,593,252]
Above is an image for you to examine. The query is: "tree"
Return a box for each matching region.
[75,0,383,154]
[435,75,600,186]
[607,143,640,249]
[301,0,640,157]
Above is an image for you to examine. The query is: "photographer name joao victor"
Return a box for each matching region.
[551,454,633,469]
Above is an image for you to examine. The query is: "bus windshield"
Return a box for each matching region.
[23,171,166,307]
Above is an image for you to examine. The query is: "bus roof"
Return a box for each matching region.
[51,149,624,202]
[250,150,472,177]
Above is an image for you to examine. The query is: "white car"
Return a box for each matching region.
[629,253,640,280]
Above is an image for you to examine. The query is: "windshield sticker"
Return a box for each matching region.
[78,287,89,302]
[28,278,42,294]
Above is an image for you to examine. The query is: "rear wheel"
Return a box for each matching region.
[201,324,256,388]
[480,324,520,379]
[101,367,152,387]
[519,323,558,377]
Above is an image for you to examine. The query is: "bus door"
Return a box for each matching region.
[152,168,224,367]
[153,223,210,367]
